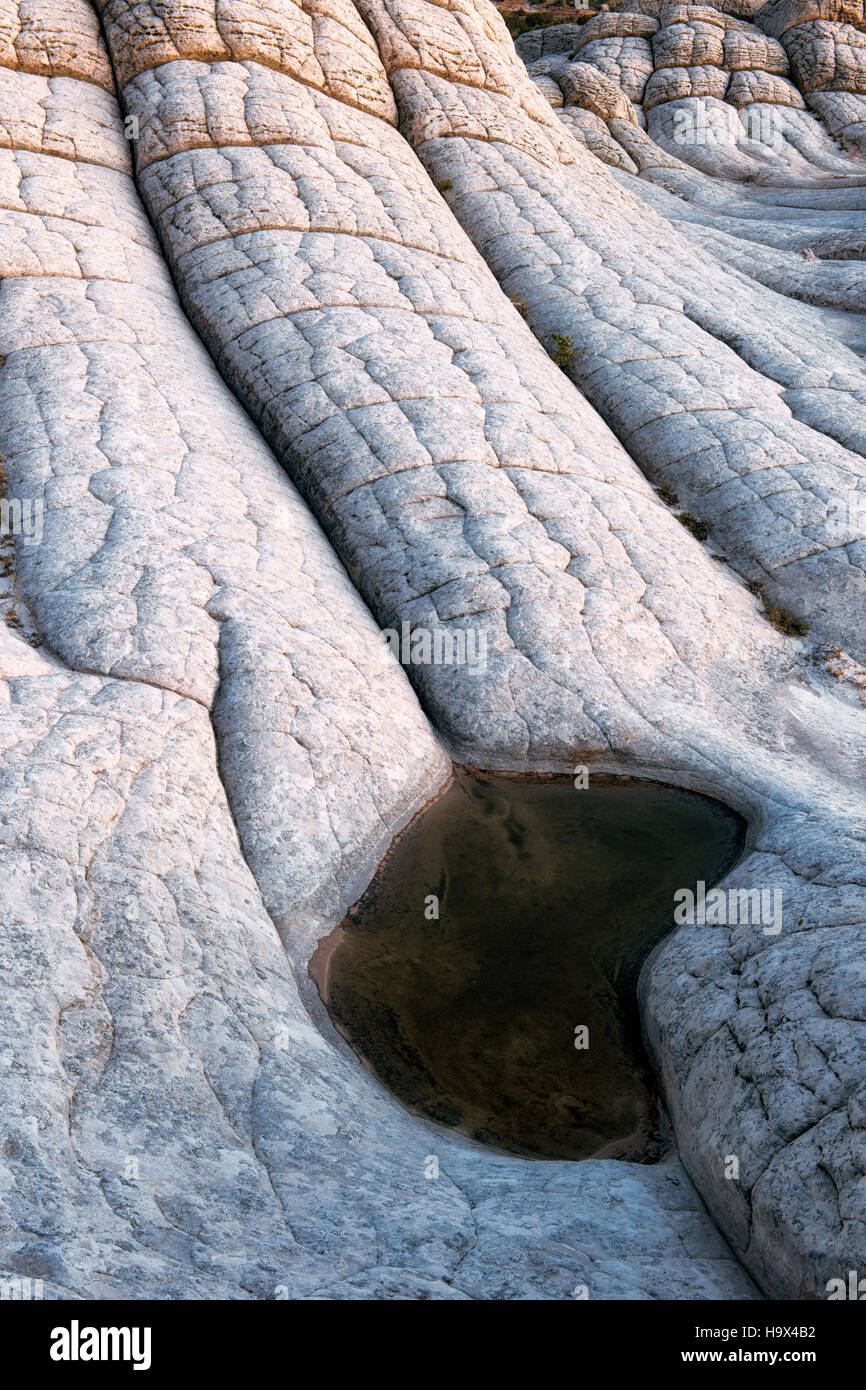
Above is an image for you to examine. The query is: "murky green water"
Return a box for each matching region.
[314,773,745,1162]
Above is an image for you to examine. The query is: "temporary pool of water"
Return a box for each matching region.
[313,772,745,1162]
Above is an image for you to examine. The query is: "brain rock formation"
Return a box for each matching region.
[0,0,864,1301]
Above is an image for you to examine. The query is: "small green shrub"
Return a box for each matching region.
[501,11,592,40]
[549,332,575,368]
[656,483,679,507]
[675,511,710,542]
[747,580,809,637]
[764,602,810,637]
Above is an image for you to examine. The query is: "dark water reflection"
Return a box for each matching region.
[314,773,745,1162]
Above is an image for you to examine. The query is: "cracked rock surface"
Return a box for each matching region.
[0,0,863,1300]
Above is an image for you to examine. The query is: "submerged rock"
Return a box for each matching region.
[317,772,745,1163]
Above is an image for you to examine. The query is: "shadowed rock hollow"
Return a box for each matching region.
[315,772,746,1164]
[0,0,864,1300]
